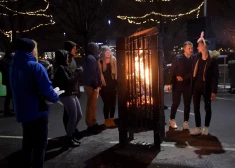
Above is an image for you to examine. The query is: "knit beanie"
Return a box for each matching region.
[14,38,35,53]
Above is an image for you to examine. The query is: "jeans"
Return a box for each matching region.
[100,90,116,119]
[170,85,192,121]
[60,96,83,137]
[22,116,48,168]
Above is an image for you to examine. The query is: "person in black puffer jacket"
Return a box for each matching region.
[53,50,83,147]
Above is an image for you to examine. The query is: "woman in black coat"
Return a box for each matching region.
[53,50,83,147]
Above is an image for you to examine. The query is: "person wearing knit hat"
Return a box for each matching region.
[83,42,102,134]
[98,45,117,128]
[9,38,59,168]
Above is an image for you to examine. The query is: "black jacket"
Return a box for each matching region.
[0,56,12,86]
[53,65,82,98]
[169,54,194,88]
[192,53,219,94]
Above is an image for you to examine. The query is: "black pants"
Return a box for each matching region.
[4,85,12,113]
[170,85,191,121]
[22,116,48,168]
[193,85,212,127]
[100,90,117,119]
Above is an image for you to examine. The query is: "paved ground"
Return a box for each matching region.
[0,88,235,168]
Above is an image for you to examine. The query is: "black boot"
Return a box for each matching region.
[87,124,100,135]
[73,129,82,140]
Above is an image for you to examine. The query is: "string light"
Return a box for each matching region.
[117,1,204,24]
[0,21,55,41]
[0,0,55,41]
[0,0,49,14]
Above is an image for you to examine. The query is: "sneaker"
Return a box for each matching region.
[169,119,177,129]
[190,127,202,136]
[201,127,209,135]
[183,121,189,130]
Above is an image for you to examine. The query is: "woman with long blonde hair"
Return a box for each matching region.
[98,46,117,127]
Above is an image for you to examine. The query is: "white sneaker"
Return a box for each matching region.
[201,127,209,135]
[190,127,201,136]
[169,119,177,129]
[183,121,189,130]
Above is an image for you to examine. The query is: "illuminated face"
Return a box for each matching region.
[183,44,193,56]
[104,50,111,63]
[70,46,77,56]
[197,42,207,53]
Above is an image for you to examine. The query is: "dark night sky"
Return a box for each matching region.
[0,0,235,53]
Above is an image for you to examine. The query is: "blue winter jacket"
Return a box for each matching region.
[9,50,59,123]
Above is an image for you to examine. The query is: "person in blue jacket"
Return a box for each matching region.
[9,38,59,168]
[83,42,102,134]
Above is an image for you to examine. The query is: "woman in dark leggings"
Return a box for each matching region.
[99,46,117,128]
[53,50,83,147]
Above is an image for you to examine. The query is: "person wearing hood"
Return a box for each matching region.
[83,42,102,134]
[9,38,59,168]
[64,41,77,72]
[98,46,117,128]
[63,40,81,138]
[0,48,15,117]
[190,39,219,136]
[53,50,83,147]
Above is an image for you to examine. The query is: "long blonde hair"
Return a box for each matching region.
[100,45,112,72]
[32,40,38,62]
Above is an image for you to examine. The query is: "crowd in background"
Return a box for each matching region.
[0,38,117,168]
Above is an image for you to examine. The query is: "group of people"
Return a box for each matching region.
[0,38,117,168]
[166,32,219,136]
[0,31,220,167]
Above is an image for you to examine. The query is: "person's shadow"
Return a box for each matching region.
[165,127,225,158]
[45,124,107,161]
[0,124,107,168]
[84,143,160,168]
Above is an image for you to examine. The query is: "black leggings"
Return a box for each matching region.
[193,85,212,127]
[100,90,117,119]
[170,85,191,121]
